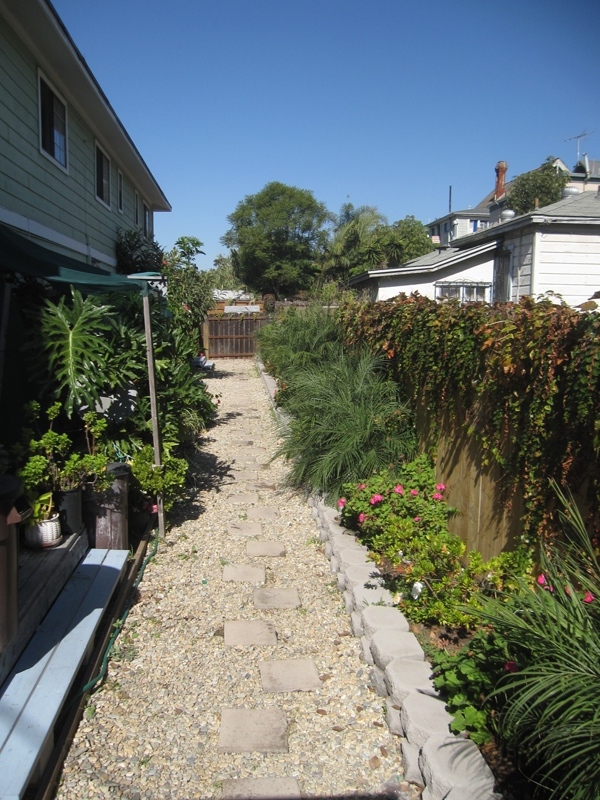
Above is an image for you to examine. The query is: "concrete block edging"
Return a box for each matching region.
[311,494,501,800]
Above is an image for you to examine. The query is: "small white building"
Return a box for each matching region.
[349,188,600,308]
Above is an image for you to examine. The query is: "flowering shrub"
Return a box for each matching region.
[431,629,528,745]
[339,455,532,626]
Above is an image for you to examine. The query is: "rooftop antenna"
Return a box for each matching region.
[565,130,593,163]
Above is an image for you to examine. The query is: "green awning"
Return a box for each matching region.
[0,223,147,292]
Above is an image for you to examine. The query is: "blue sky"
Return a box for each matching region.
[52,0,600,269]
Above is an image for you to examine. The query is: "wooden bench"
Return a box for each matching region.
[0,548,129,800]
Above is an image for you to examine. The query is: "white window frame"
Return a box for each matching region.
[435,281,491,304]
[117,170,124,214]
[143,202,150,237]
[134,190,140,227]
[38,71,68,171]
[95,142,111,208]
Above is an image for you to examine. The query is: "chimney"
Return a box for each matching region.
[494,161,508,201]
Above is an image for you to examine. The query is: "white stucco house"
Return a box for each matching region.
[349,187,600,308]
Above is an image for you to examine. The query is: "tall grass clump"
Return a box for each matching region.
[256,302,342,379]
[277,346,417,499]
[477,483,600,800]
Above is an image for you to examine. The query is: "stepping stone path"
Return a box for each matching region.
[55,359,421,800]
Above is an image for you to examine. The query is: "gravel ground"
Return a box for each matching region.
[55,359,419,800]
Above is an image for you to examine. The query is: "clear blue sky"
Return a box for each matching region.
[52,0,600,269]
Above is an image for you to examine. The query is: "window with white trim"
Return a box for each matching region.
[117,170,124,213]
[134,191,140,226]
[435,281,491,303]
[143,202,150,237]
[39,75,67,168]
[95,144,111,206]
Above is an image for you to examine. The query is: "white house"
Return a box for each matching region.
[349,188,600,308]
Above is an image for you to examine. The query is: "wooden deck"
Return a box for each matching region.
[0,531,88,688]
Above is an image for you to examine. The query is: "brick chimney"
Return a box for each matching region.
[494,161,508,201]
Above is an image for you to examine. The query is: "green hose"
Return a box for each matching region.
[78,527,160,699]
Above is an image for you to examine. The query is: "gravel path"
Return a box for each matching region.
[56,359,418,800]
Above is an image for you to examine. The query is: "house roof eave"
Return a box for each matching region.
[0,0,171,212]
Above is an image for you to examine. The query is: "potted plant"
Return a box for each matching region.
[22,490,62,548]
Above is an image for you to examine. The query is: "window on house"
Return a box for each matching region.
[96,144,111,206]
[435,281,491,303]
[39,76,67,168]
[471,219,478,232]
[117,170,123,213]
[134,191,140,226]
[143,202,150,237]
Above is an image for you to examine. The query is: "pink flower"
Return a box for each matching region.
[359,483,367,490]
[583,591,595,603]
[394,484,404,495]
[337,497,347,509]
[410,489,419,496]
[432,492,443,501]
[536,574,547,586]
[436,483,446,492]
[414,516,421,522]
[358,512,366,524]
[504,661,519,673]
[151,504,158,514]
[370,494,384,505]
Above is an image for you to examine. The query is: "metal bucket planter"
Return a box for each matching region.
[84,463,130,550]
[22,515,62,549]
[56,488,83,536]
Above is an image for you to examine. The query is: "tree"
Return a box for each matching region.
[320,210,433,282]
[506,157,570,216]
[209,254,243,291]
[321,204,387,281]
[162,236,214,346]
[115,228,164,275]
[221,182,330,298]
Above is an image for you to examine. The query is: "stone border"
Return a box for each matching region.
[256,357,502,800]
[309,499,501,800]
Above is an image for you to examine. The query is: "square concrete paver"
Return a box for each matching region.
[247,506,279,521]
[254,588,300,609]
[247,540,286,557]
[218,708,288,752]
[259,659,322,692]
[224,620,277,646]
[221,777,301,799]
[223,564,265,583]
[227,492,259,505]
[231,470,258,482]
[227,521,263,537]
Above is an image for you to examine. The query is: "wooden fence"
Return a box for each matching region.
[203,311,270,358]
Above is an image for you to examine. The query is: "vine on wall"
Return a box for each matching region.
[339,293,600,544]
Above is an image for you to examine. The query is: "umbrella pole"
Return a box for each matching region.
[141,290,165,539]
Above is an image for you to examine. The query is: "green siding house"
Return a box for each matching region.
[0,0,170,271]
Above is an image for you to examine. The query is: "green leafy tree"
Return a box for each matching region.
[321,204,387,281]
[210,254,243,291]
[506,157,570,216]
[115,229,164,275]
[163,236,214,346]
[321,209,433,281]
[221,181,330,298]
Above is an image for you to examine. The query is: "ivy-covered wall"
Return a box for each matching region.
[339,293,600,556]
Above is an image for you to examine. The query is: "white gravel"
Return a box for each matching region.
[56,359,419,800]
